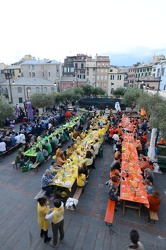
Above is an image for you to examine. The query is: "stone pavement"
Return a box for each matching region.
[0,138,166,250]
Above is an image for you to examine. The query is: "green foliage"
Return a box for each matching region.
[123,87,141,110]
[112,87,126,97]
[0,100,14,126]
[30,93,55,108]
[138,92,166,140]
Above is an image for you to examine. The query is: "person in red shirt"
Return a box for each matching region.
[108,126,116,145]
[148,189,161,212]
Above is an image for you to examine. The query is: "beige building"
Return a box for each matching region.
[3,65,21,79]
[85,58,96,86]
[96,55,110,93]
[21,59,62,84]
[108,66,128,95]
[0,77,55,105]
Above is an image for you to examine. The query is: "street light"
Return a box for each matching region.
[54,80,60,92]
[5,73,15,103]
[27,88,31,101]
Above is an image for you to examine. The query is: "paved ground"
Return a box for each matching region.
[0,126,166,250]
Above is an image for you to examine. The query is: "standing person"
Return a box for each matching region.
[42,145,49,161]
[127,229,144,250]
[45,199,64,248]
[148,189,161,213]
[37,197,51,243]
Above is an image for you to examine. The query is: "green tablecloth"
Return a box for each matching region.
[24,116,81,157]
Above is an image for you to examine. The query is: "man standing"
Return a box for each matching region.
[45,199,64,248]
[41,169,54,197]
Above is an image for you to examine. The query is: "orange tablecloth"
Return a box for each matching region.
[120,132,149,208]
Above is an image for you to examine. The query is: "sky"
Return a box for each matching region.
[1,0,166,66]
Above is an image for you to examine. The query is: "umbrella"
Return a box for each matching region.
[148,128,157,161]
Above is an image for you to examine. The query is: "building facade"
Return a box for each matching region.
[96,55,110,93]
[21,59,62,84]
[154,61,166,90]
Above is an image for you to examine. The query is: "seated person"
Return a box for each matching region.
[148,189,161,213]
[79,164,89,179]
[42,145,49,161]
[144,168,154,184]
[45,140,52,155]
[140,157,150,171]
[84,150,95,170]
[110,162,121,179]
[35,147,44,164]
[15,150,25,167]
[57,152,65,167]
[56,146,62,158]
[77,168,88,189]
[157,137,166,145]
[41,169,54,197]
[143,179,154,194]
[4,136,11,149]
[10,133,16,147]
[49,161,60,175]
[108,175,120,202]
[93,139,99,156]
[65,145,72,158]
[0,138,6,154]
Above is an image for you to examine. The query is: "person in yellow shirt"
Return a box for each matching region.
[37,197,51,243]
[45,199,64,248]
[77,168,89,189]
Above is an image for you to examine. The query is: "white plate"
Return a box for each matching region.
[54,179,60,184]
[64,181,72,187]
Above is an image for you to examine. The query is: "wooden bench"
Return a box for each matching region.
[67,187,83,211]
[11,161,22,170]
[149,211,159,223]
[104,200,116,226]
[31,162,41,172]
[34,189,46,200]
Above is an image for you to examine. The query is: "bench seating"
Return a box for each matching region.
[104,200,116,226]
[34,189,46,200]
[0,143,21,158]
[67,187,83,211]
[31,162,41,172]
[149,211,159,223]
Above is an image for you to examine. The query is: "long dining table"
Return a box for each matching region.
[120,118,149,218]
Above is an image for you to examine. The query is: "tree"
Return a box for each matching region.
[0,100,14,126]
[112,87,126,98]
[30,93,55,108]
[123,87,141,111]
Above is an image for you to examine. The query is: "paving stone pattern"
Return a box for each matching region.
[0,138,166,250]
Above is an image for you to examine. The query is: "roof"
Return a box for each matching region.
[21,59,60,65]
[0,77,55,86]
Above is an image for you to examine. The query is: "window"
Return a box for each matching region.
[51,87,55,92]
[97,69,100,72]
[32,72,35,77]
[18,97,23,103]
[157,68,160,76]
[42,73,44,76]
[81,63,84,69]
[64,67,67,73]
[101,69,103,72]
[97,76,99,80]
[32,65,35,70]
[44,87,47,93]
[110,75,114,80]
[17,87,22,93]
[36,87,39,93]
[105,69,107,73]
[117,75,121,80]
[110,69,113,72]
[48,72,50,77]
[75,63,78,69]
[101,76,103,80]
[70,67,74,73]
[162,68,165,76]
[83,75,85,79]
[29,72,31,77]
[105,75,107,80]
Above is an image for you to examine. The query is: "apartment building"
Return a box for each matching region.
[154,61,166,90]
[108,66,128,95]
[21,59,62,83]
[85,58,96,87]
[96,55,110,93]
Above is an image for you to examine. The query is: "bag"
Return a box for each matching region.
[21,166,28,172]
[65,197,78,210]
[26,161,33,170]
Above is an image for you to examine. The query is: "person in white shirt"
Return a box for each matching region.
[15,133,21,144]
[0,139,6,153]
[45,199,64,248]
[93,139,100,156]
[112,132,119,151]
[20,132,26,144]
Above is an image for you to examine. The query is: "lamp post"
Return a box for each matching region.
[5,73,14,103]
[54,80,60,92]
[27,88,31,101]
